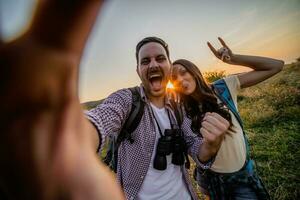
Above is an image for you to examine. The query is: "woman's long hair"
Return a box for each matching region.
[172,59,231,133]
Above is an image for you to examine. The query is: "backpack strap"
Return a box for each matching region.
[212,79,244,128]
[117,86,145,144]
[212,79,250,160]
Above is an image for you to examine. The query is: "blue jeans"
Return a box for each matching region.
[231,183,258,200]
[194,159,270,200]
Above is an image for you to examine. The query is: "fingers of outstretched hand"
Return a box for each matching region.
[207,42,220,58]
[218,37,229,49]
[0,1,108,199]
[30,1,103,55]
[208,40,230,61]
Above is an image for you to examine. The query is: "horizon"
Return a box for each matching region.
[1,0,299,102]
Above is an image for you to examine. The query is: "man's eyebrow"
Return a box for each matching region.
[141,56,150,61]
[156,55,167,61]
[140,54,166,61]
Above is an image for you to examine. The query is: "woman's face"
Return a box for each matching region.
[171,64,196,95]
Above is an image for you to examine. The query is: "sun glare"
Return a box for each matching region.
[166,81,174,90]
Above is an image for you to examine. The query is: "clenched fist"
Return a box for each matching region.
[198,112,230,162]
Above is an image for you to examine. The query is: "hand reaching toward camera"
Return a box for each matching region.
[0,1,124,199]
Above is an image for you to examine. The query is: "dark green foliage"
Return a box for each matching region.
[204,70,226,83]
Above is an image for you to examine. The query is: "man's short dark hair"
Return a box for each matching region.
[135,36,170,64]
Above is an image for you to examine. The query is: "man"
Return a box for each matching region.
[85,36,230,200]
[0,1,124,199]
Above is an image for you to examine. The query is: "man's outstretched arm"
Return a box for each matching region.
[0,1,123,199]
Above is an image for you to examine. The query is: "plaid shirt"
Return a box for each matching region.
[86,85,210,200]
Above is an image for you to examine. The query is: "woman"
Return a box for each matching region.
[171,37,284,200]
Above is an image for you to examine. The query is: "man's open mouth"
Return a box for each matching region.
[148,73,163,90]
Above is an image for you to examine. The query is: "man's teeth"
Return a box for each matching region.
[149,74,162,79]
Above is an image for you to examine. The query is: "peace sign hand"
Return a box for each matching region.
[207,37,234,64]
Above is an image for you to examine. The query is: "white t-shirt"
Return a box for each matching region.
[137,103,191,200]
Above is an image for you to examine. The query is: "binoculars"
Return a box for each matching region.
[153,129,186,170]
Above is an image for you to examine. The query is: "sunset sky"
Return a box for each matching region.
[1,0,299,102]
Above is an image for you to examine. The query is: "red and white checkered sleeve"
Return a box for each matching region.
[85,88,132,152]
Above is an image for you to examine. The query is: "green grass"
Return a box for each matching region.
[237,62,300,199]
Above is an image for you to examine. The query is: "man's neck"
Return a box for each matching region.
[149,96,165,109]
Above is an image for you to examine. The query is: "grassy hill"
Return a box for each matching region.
[237,62,300,199]
[83,62,299,199]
